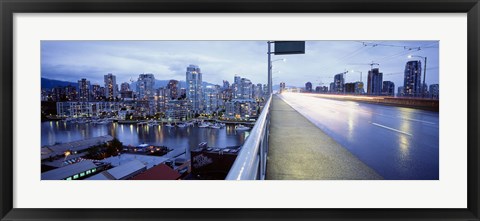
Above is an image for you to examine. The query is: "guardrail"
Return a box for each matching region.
[225,95,272,180]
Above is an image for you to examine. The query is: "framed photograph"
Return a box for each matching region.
[1,0,479,220]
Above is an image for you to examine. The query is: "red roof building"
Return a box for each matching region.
[130,164,181,180]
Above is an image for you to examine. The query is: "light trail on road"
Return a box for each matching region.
[278,92,439,180]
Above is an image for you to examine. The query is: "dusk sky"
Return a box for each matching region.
[41,41,439,89]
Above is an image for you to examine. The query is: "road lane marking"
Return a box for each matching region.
[401,117,436,125]
[371,123,412,136]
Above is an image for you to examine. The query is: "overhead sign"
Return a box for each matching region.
[274,41,305,55]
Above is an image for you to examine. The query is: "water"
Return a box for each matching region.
[42,121,250,150]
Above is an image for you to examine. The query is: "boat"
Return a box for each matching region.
[235,124,250,131]
[147,120,158,126]
[177,123,187,128]
[209,123,221,129]
[198,122,210,128]
[165,123,175,127]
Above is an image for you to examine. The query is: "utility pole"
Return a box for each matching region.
[267,41,273,95]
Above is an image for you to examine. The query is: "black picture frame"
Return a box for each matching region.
[1,0,479,220]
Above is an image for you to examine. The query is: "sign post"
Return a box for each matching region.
[267,41,305,95]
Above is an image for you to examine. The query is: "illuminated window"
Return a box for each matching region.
[73,174,79,179]
[65,177,72,180]
[91,168,96,173]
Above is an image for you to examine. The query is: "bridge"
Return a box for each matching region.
[226,92,439,180]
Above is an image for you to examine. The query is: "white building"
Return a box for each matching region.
[186,65,203,113]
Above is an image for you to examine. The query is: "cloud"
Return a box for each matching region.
[41,40,439,88]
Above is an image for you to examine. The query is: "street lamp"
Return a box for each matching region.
[408,55,427,97]
[350,70,363,83]
[268,57,286,95]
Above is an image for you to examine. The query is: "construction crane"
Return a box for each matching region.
[347,61,380,70]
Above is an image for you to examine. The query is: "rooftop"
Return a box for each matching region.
[41,161,99,180]
[131,164,181,180]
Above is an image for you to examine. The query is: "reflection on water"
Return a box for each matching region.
[42,122,248,150]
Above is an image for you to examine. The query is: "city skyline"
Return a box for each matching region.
[41,41,439,89]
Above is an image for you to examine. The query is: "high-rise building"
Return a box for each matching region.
[92,84,104,101]
[367,68,383,95]
[156,87,169,113]
[165,99,190,121]
[186,65,203,113]
[333,73,345,93]
[120,82,130,92]
[240,78,253,99]
[77,78,91,102]
[404,60,422,97]
[223,80,230,90]
[136,73,155,100]
[254,83,264,99]
[104,73,118,101]
[305,82,313,92]
[203,85,220,114]
[167,80,179,99]
[429,84,439,99]
[398,86,405,97]
[382,81,395,96]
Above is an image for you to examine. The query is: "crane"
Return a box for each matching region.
[346,61,380,82]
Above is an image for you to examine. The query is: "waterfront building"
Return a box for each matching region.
[165,99,190,121]
[429,84,439,99]
[305,82,313,92]
[225,99,256,120]
[404,60,422,97]
[329,82,335,93]
[104,73,118,101]
[203,85,220,114]
[41,161,105,180]
[263,84,268,95]
[136,73,156,101]
[367,68,383,95]
[156,87,169,113]
[333,73,345,93]
[382,81,395,96]
[87,160,147,180]
[186,65,203,114]
[203,85,220,115]
[56,102,122,117]
[77,78,91,102]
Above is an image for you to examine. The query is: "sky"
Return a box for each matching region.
[41,40,439,89]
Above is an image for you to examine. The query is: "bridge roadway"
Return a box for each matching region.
[266,95,382,180]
